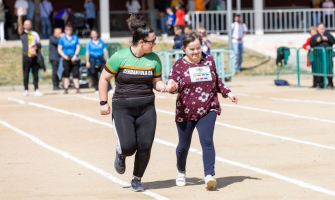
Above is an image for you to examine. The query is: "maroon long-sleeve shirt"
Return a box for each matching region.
[168,53,231,122]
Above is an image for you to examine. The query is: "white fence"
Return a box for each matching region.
[188,8,335,34]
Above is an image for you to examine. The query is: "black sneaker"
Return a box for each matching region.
[131,177,146,192]
[114,151,126,174]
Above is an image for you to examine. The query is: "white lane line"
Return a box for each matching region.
[82,97,335,151]
[0,120,168,200]
[154,138,335,197]
[221,103,335,124]
[8,97,26,104]
[8,97,335,196]
[270,97,335,106]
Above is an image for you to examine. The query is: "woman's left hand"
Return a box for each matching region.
[166,79,178,92]
[228,92,238,104]
[71,55,77,63]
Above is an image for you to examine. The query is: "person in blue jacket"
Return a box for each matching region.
[57,23,81,94]
[86,29,112,94]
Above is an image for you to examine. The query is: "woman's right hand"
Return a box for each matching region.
[64,55,70,61]
[86,62,91,69]
[100,104,111,115]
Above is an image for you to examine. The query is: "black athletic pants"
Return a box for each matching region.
[90,67,111,91]
[112,96,156,178]
[23,55,39,90]
[51,60,60,88]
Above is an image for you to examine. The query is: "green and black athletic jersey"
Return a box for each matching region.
[105,47,162,99]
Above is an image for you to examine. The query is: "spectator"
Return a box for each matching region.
[40,0,53,39]
[3,0,13,40]
[126,0,141,14]
[14,0,28,21]
[86,29,112,94]
[231,14,247,72]
[175,4,185,26]
[26,0,34,21]
[310,0,322,26]
[84,0,96,30]
[57,23,81,94]
[173,25,184,49]
[166,7,175,30]
[199,27,211,55]
[310,23,335,88]
[322,0,334,28]
[49,28,62,90]
[158,0,168,38]
[302,26,318,88]
[17,7,43,97]
[0,0,5,42]
[54,6,72,31]
[184,24,192,34]
[195,0,210,27]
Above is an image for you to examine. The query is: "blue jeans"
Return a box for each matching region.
[41,17,52,39]
[233,43,244,70]
[160,15,168,34]
[176,112,217,176]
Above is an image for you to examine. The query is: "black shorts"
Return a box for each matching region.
[63,59,79,78]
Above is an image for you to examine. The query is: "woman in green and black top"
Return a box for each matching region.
[98,14,177,192]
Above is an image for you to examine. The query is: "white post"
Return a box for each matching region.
[253,0,264,35]
[227,0,233,49]
[100,0,110,39]
[236,0,241,12]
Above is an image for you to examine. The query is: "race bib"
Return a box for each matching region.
[189,66,212,82]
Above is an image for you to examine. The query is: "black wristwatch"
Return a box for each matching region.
[100,101,108,106]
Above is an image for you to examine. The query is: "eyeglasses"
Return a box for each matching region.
[143,37,156,45]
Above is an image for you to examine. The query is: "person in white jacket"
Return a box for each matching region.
[126,0,141,14]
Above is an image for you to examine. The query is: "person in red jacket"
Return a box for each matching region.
[174,4,185,26]
[302,26,318,88]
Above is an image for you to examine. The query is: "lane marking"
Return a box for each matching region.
[270,97,335,106]
[220,103,335,124]
[8,97,335,196]
[0,120,168,200]
[80,97,335,151]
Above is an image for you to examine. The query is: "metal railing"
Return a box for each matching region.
[277,46,334,88]
[188,8,335,34]
[157,48,236,82]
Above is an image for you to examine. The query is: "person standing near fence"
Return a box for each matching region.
[84,0,96,30]
[85,29,112,94]
[57,23,81,94]
[168,31,238,189]
[40,0,53,39]
[200,27,211,55]
[17,7,43,97]
[310,23,335,89]
[26,0,34,21]
[49,28,62,90]
[302,26,318,88]
[126,0,141,14]
[231,14,247,72]
[98,14,177,192]
[322,0,334,28]
[54,6,71,31]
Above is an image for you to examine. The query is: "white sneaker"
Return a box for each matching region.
[176,171,186,186]
[108,89,114,94]
[23,90,29,96]
[34,89,43,96]
[205,175,217,189]
[94,90,99,95]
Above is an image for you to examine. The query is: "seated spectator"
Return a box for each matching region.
[175,4,185,26]
[302,26,318,88]
[173,25,184,49]
[200,27,211,55]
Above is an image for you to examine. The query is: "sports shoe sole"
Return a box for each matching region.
[132,187,146,192]
[206,180,217,189]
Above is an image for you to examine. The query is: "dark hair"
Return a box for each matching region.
[91,29,99,37]
[129,0,133,6]
[174,25,183,30]
[317,22,325,27]
[67,5,72,9]
[182,31,202,48]
[184,25,192,30]
[126,14,154,46]
[65,23,73,30]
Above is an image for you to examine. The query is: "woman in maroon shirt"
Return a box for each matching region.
[168,31,238,189]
